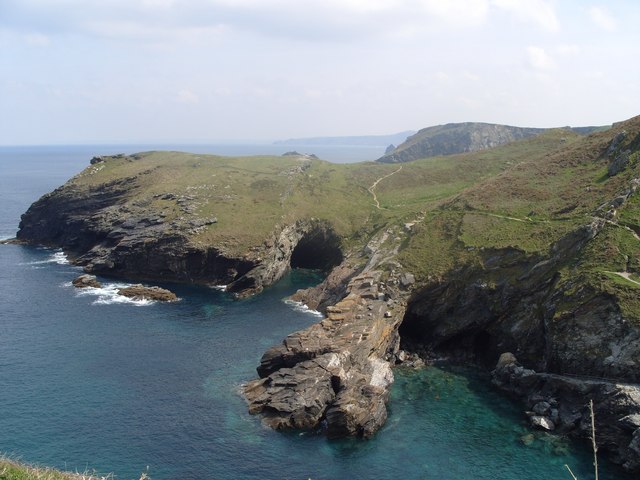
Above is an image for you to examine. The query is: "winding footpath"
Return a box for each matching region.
[368,166,403,210]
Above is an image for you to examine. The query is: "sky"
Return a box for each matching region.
[1,0,639,145]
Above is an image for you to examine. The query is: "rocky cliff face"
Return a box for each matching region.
[15,171,343,296]
[493,356,640,472]
[378,122,545,163]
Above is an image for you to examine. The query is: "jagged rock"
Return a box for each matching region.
[627,430,640,470]
[530,415,555,431]
[606,131,627,156]
[532,401,551,416]
[72,274,102,289]
[385,144,395,154]
[609,150,631,177]
[492,361,640,471]
[117,284,178,302]
[620,414,640,431]
[244,273,402,437]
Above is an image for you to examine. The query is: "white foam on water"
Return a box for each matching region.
[74,282,156,307]
[283,299,324,318]
[21,250,70,266]
[210,284,228,291]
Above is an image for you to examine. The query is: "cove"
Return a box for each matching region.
[0,244,631,480]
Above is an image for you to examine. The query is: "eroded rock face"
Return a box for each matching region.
[15,175,342,296]
[243,272,403,437]
[492,355,640,471]
[226,219,343,297]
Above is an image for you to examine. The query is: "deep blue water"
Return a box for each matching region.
[0,146,633,479]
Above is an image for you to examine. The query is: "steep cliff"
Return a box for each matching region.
[378,122,546,163]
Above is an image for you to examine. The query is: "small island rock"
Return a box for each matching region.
[117,284,178,302]
[72,274,102,289]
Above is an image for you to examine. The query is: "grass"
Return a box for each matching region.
[0,457,150,480]
[59,116,640,311]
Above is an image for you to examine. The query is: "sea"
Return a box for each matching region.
[0,144,632,480]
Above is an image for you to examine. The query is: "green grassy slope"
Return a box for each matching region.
[66,116,640,302]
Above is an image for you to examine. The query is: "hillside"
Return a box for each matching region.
[377,122,607,163]
[10,115,640,472]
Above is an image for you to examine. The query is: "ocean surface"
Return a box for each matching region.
[0,145,632,479]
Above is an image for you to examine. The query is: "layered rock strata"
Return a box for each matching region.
[244,272,404,438]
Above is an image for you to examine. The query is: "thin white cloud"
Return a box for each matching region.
[24,32,50,47]
[492,0,560,32]
[588,6,617,31]
[0,0,492,44]
[556,44,581,56]
[527,46,555,70]
[419,0,490,27]
[176,89,199,104]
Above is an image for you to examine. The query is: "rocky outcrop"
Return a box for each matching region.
[244,272,404,437]
[226,219,343,297]
[72,274,102,289]
[117,284,178,302]
[493,354,640,471]
[378,122,545,163]
[15,173,342,296]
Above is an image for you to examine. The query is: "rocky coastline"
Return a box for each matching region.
[244,271,404,437]
[8,117,640,472]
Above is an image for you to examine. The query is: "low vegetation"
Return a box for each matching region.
[0,457,106,480]
[66,117,640,307]
[0,457,149,480]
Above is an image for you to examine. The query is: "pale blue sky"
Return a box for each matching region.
[1,0,638,144]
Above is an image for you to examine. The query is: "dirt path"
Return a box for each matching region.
[605,271,640,286]
[368,166,403,210]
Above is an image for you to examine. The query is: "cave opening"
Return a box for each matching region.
[290,227,343,272]
[398,301,500,367]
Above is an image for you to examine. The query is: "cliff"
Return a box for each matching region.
[10,116,640,472]
[377,122,547,163]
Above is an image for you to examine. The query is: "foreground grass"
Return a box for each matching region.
[0,457,105,480]
[0,458,149,480]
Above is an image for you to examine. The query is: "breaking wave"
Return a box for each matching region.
[283,299,324,318]
[73,282,155,307]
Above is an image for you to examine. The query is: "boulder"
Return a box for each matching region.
[117,284,178,302]
[530,415,555,431]
[399,272,415,288]
[496,352,518,368]
[72,274,102,289]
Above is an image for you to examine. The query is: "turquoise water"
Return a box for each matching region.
[0,146,633,479]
